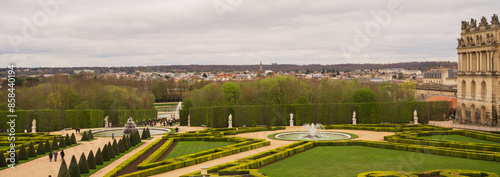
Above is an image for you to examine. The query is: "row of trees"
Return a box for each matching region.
[184,76,416,108]
[0,74,156,111]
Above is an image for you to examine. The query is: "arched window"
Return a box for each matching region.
[481,106,486,124]
[481,81,487,99]
[461,103,466,121]
[471,104,476,123]
[471,81,476,98]
[461,80,466,97]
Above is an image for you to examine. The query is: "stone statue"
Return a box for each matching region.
[104,116,109,128]
[492,14,499,24]
[479,16,488,27]
[31,119,36,133]
[470,18,477,28]
[461,21,469,30]
[187,114,191,126]
[413,110,418,124]
[228,114,233,128]
[289,113,294,127]
[457,38,462,46]
[352,111,357,125]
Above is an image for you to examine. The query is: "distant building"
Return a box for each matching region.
[423,68,457,86]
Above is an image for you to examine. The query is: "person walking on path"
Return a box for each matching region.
[48,151,53,162]
[175,127,179,134]
[60,150,65,160]
[112,133,114,139]
[54,150,58,162]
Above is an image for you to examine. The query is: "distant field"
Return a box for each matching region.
[420,135,500,145]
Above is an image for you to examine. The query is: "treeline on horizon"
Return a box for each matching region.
[2,61,457,76]
[0,74,160,111]
[184,76,416,109]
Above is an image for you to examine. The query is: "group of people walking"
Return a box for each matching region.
[48,150,65,162]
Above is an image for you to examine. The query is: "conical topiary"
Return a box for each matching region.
[88,130,94,139]
[135,131,141,143]
[45,139,52,153]
[129,133,136,146]
[102,145,110,161]
[65,134,71,145]
[57,159,70,177]
[95,148,103,165]
[14,152,19,164]
[112,139,119,156]
[37,142,45,155]
[78,153,89,174]
[118,139,125,153]
[59,136,66,148]
[28,142,37,157]
[71,133,76,144]
[18,145,28,160]
[146,127,151,138]
[126,136,131,149]
[68,155,80,177]
[52,136,59,150]
[81,132,89,141]
[87,150,96,169]
[0,150,7,167]
[141,129,146,139]
[108,142,115,158]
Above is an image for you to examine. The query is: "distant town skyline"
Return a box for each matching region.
[1,0,499,67]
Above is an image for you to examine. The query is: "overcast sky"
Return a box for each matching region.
[0,0,498,67]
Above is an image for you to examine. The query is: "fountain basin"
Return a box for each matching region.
[92,127,171,137]
[269,131,354,141]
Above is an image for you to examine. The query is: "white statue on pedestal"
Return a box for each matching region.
[31,119,36,133]
[187,114,191,126]
[289,113,294,126]
[228,114,233,128]
[104,116,109,128]
[352,111,357,124]
[413,110,418,124]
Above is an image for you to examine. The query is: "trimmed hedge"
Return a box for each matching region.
[182,102,450,127]
[357,169,499,177]
[0,109,157,132]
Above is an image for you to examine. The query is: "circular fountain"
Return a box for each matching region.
[92,117,171,137]
[271,123,353,141]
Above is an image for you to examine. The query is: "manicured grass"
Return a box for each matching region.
[420,135,500,145]
[0,146,9,151]
[163,141,234,160]
[259,146,500,177]
[81,142,144,177]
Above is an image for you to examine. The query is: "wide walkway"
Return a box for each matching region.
[0,126,204,177]
[429,120,500,132]
[150,126,394,177]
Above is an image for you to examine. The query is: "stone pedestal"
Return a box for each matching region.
[352,111,357,125]
[228,114,233,128]
[31,127,36,133]
[289,113,294,126]
[104,116,109,128]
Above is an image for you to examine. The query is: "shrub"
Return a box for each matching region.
[68,155,80,177]
[71,133,77,144]
[18,145,28,160]
[108,142,115,158]
[59,136,66,148]
[81,132,89,141]
[130,133,137,146]
[79,153,89,173]
[136,131,142,143]
[88,130,94,139]
[57,159,70,177]
[28,142,37,157]
[0,150,6,167]
[65,134,71,145]
[113,139,120,155]
[95,148,103,165]
[118,139,125,153]
[141,129,147,139]
[87,150,96,169]
[52,136,59,150]
[37,142,45,155]
[102,145,110,161]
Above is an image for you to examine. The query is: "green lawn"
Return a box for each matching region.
[420,135,500,145]
[163,141,233,160]
[0,146,9,151]
[259,146,500,177]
